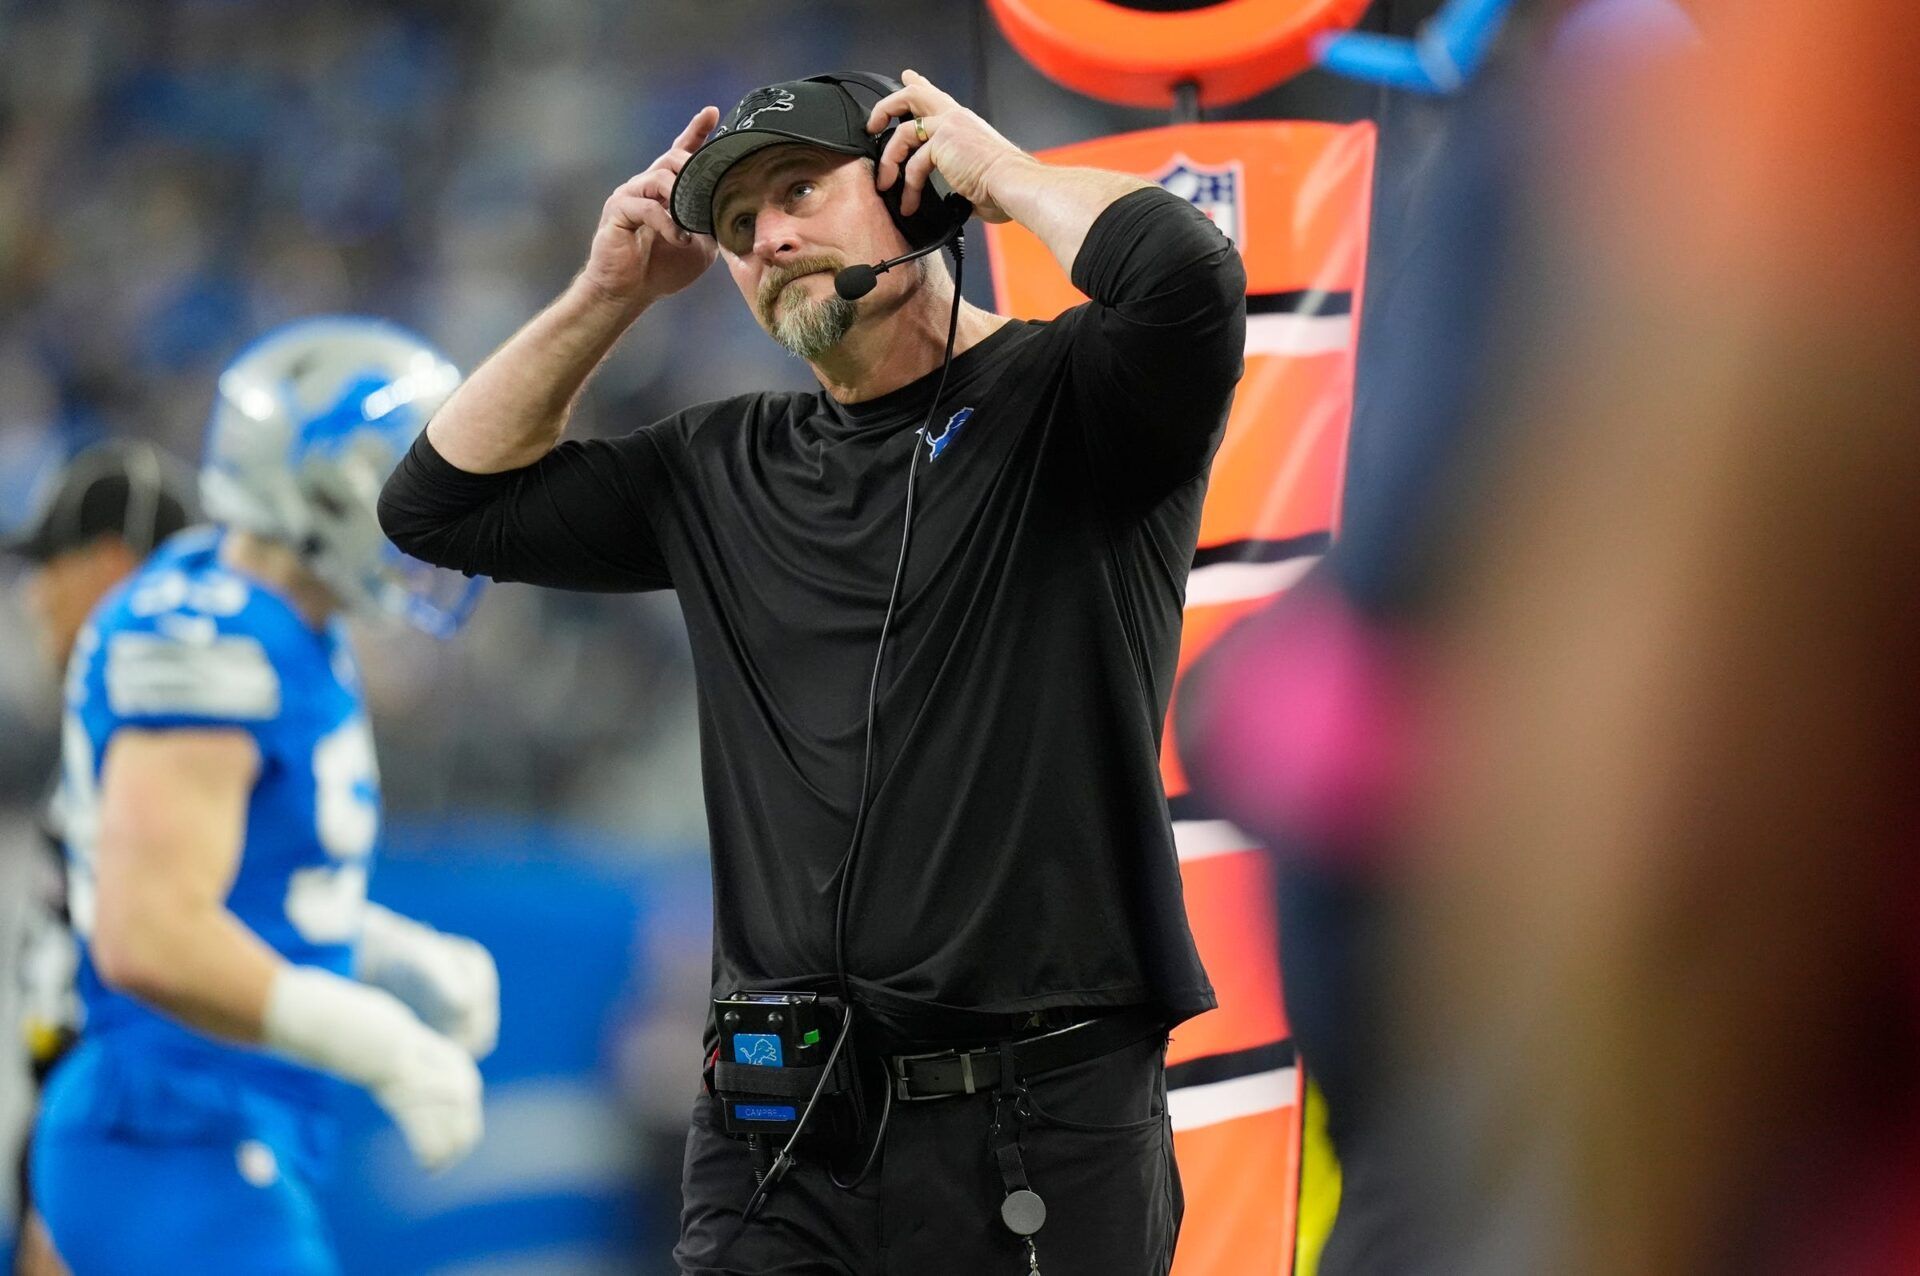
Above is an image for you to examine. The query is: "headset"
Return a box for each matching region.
[804,71,973,247]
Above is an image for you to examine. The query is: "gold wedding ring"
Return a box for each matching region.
[914,118,929,143]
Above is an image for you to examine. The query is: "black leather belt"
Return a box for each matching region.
[887,1007,1166,1102]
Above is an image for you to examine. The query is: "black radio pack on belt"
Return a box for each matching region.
[712,991,858,1144]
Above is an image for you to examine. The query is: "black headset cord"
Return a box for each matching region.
[738,234,968,1223]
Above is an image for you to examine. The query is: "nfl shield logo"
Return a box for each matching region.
[1153,156,1245,246]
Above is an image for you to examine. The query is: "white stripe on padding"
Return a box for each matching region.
[1173,819,1257,863]
[1168,1066,1299,1133]
[1185,556,1319,607]
[106,631,280,719]
[1245,312,1353,357]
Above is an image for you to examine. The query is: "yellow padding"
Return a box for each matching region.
[1295,1074,1342,1276]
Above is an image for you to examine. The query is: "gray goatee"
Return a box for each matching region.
[758,257,858,359]
[772,290,858,359]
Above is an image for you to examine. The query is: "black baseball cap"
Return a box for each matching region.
[671,75,890,237]
[6,440,198,564]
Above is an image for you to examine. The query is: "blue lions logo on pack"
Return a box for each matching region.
[733,1033,783,1066]
[715,86,796,137]
[920,406,974,463]
[1153,156,1244,246]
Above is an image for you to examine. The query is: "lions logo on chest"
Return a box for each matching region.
[919,406,975,463]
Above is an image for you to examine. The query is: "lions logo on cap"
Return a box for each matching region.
[714,86,796,137]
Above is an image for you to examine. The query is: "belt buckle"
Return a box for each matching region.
[890,1045,989,1102]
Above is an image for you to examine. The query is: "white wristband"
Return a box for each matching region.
[264,963,418,1088]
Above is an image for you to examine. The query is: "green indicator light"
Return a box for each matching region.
[803,1029,821,1046]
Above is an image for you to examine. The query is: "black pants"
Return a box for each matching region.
[675,1034,1182,1275]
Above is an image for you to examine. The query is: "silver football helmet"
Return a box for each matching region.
[200,316,480,636]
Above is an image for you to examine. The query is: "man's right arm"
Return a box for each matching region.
[424,282,660,476]
[381,108,721,590]
[424,106,719,475]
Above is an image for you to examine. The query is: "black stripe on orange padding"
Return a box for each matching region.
[1167,1038,1298,1091]
[1167,791,1219,823]
[1247,290,1353,317]
[1191,531,1332,571]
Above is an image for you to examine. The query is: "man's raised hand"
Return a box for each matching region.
[866,70,1032,223]
[581,107,721,311]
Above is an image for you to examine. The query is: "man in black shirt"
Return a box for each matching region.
[380,69,1244,1275]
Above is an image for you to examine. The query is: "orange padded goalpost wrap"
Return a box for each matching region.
[986,0,1372,107]
[984,119,1376,1274]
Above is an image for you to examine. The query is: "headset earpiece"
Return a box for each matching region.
[874,128,967,251]
[804,71,969,253]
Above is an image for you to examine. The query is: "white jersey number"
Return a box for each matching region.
[286,716,379,944]
[56,713,102,940]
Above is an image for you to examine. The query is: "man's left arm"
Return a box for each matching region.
[870,72,1247,494]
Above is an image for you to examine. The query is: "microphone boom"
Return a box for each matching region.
[833,205,971,302]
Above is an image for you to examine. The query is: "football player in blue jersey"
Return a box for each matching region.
[28,318,497,1276]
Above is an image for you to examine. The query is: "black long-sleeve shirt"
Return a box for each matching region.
[380,187,1245,1038]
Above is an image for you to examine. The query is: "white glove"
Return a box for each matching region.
[264,963,483,1171]
[354,903,499,1059]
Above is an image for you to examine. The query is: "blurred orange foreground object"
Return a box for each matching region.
[987,0,1371,107]
[987,119,1376,1276]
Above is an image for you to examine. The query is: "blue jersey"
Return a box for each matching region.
[44,527,379,1171]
